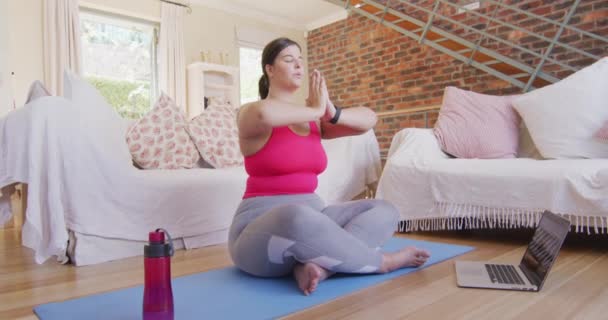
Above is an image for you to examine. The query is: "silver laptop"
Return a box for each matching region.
[455,211,570,292]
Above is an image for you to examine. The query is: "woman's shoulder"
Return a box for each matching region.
[240,100,262,111]
[237,100,262,119]
[241,100,271,115]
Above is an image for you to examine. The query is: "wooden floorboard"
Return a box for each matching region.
[0,228,606,319]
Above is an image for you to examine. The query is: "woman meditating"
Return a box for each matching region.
[228,37,430,296]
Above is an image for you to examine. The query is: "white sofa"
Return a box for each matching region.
[376,128,608,234]
[0,83,382,266]
[377,58,608,235]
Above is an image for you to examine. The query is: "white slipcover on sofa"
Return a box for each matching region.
[376,128,608,234]
[0,75,382,266]
[377,58,608,234]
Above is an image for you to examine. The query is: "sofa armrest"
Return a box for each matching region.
[387,128,449,160]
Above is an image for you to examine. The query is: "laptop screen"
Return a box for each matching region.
[519,211,570,288]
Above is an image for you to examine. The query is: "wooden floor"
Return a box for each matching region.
[1,227,607,320]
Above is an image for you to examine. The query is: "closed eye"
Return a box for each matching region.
[282,55,303,63]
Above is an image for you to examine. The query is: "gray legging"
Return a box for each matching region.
[228,193,399,277]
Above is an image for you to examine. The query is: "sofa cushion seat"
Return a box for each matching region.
[376,128,608,233]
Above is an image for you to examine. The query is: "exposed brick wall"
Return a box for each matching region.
[307,0,607,155]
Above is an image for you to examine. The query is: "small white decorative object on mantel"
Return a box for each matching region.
[186,62,239,120]
[199,50,230,65]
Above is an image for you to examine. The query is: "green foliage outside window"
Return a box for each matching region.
[85,75,151,119]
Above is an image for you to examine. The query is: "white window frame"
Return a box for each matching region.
[235,27,281,104]
[79,7,160,117]
[238,45,263,105]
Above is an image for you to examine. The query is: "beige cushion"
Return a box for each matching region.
[513,58,608,159]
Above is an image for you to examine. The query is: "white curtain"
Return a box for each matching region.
[159,2,186,112]
[43,0,82,96]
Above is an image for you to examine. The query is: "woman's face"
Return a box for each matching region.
[266,45,304,91]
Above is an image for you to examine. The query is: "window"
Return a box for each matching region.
[80,10,158,119]
[239,46,263,105]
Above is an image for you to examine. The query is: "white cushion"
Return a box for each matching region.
[25,80,51,103]
[512,57,608,159]
[517,123,543,159]
[62,71,132,164]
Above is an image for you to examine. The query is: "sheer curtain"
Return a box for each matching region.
[43,0,82,96]
[159,2,186,112]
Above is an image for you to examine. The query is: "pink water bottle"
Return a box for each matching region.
[143,228,174,320]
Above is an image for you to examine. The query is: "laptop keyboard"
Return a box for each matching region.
[485,264,525,285]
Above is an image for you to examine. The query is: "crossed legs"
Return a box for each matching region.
[229,198,430,295]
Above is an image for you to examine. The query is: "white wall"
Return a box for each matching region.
[183,5,308,103]
[5,0,308,109]
[82,0,160,18]
[0,0,10,116]
[6,0,44,110]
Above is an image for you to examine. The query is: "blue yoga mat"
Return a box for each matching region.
[34,238,473,320]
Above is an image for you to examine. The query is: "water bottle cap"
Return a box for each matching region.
[149,231,165,243]
[144,228,175,258]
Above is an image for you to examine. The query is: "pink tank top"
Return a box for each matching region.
[243,121,327,199]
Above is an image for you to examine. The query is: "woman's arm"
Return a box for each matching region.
[320,100,378,139]
[238,100,324,139]
[238,71,327,139]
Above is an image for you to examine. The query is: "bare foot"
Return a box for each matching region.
[293,263,332,296]
[380,246,431,273]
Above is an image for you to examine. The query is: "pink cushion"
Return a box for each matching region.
[188,103,243,168]
[595,120,608,141]
[126,93,200,169]
[433,86,521,159]
[208,96,238,116]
